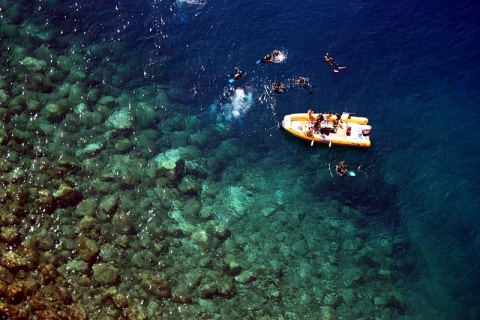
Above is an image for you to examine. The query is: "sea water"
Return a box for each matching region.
[1,0,479,318]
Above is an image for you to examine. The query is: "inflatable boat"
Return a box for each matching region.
[281,112,372,148]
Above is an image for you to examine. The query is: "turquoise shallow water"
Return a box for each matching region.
[1,0,479,318]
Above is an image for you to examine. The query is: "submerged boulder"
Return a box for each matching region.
[54,184,83,208]
[92,263,119,285]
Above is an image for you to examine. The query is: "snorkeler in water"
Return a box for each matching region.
[273,80,285,93]
[231,67,245,80]
[261,54,273,63]
[336,161,348,177]
[260,50,281,63]
[296,77,314,94]
[324,53,346,74]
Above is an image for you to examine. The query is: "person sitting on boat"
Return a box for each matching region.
[316,113,324,123]
[332,113,341,131]
[307,109,315,122]
[325,112,333,123]
[313,118,321,133]
[273,80,285,93]
[306,128,314,137]
[336,161,348,177]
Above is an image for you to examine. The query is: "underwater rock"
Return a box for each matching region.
[178,176,200,196]
[172,284,193,304]
[197,281,217,299]
[61,259,89,277]
[75,236,99,262]
[74,198,97,217]
[261,206,276,217]
[216,277,236,298]
[0,245,38,271]
[0,127,7,145]
[56,55,74,72]
[214,223,231,241]
[97,95,117,109]
[386,290,407,314]
[0,108,8,122]
[106,108,133,130]
[111,212,135,234]
[114,138,132,153]
[131,250,157,269]
[39,263,60,285]
[140,272,171,299]
[78,215,98,234]
[6,282,24,304]
[30,284,72,311]
[54,183,83,208]
[21,57,47,72]
[59,304,87,320]
[7,184,30,206]
[174,158,187,182]
[224,256,242,276]
[112,293,129,308]
[76,142,103,157]
[235,270,257,284]
[34,309,62,320]
[26,98,41,113]
[0,226,20,245]
[319,306,337,320]
[30,73,54,93]
[192,230,209,248]
[199,205,215,220]
[43,103,66,123]
[86,88,101,104]
[32,44,54,62]
[132,101,158,129]
[66,69,86,83]
[0,303,28,319]
[92,263,119,285]
[99,194,119,215]
[190,132,211,148]
[34,189,56,215]
[374,296,387,306]
[0,90,8,106]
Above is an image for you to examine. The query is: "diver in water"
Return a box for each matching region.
[324,53,346,73]
[336,161,348,177]
[296,77,314,94]
[260,50,281,63]
[232,67,244,80]
[273,80,285,93]
[261,54,273,63]
[324,53,339,71]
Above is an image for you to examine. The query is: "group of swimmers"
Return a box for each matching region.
[231,51,344,94]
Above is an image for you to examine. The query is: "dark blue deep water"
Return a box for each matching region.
[2,0,480,318]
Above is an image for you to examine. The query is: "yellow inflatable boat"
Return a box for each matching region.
[281,112,372,148]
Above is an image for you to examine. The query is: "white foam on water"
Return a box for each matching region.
[176,0,205,6]
[213,88,254,123]
[273,51,287,63]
